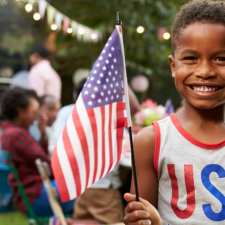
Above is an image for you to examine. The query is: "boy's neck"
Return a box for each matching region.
[177,101,224,124]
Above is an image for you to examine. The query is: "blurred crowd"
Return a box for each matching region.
[0,44,144,225]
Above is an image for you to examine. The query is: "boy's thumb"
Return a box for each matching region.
[124,193,137,202]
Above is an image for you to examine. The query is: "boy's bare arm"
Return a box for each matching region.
[130,125,158,206]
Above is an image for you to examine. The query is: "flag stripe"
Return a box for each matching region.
[87,109,98,183]
[116,102,126,162]
[77,98,95,186]
[51,148,69,201]
[56,133,76,199]
[103,104,110,177]
[72,107,90,189]
[94,107,103,182]
[100,106,105,178]
[66,114,86,192]
[107,104,113,173]
[111,102,118,167]
[62,128,81,196]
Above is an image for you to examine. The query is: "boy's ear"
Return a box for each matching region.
[168,54,175,78]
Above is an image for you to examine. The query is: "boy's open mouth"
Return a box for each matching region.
[188,85,223,93]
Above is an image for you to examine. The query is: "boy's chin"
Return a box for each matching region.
[189,101,224,111]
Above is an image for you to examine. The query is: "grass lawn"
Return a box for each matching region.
[0,211,28,225]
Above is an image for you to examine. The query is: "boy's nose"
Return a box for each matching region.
[195,61,216,79]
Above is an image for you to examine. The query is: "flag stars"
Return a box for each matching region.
[103,85,107,90]
[96,63,100,68]
[108,53,112,58]
[111,46,115,51]
[97,80,101,84]
[111,65,114,69]
[98,99,102,103]
[110,84,114,88]
[94,87,98,92]
[106,78,109,83]
[91,94,96,99]
[111,96,114,100]
[93,70,97,74]
[113,58,117,63]
[107,90,111,95]
[90,77,95,81]
[88,101,93,106]
[84,90,89,95]
[115,70,118,75]
[112,77,116,81]
[108,71,112,76]
[99,56,103,61]
[102,66,107,71]
[87,83,92,88]
[105,60,109,64]
[113,89,117,94]
[100,92,104,96]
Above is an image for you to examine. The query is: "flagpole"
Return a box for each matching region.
[116,12,139,201]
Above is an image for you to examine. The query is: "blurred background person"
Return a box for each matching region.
[28,45,62,102]
[30,95,60,154]
[0,87,73,216]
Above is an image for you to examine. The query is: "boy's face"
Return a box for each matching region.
[170,22,225,110]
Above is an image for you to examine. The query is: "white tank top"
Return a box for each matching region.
[153,114,225,225]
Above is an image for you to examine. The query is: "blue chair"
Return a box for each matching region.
[0,149,12,212]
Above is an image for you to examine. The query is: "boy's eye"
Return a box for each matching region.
[181,56,197,64]
[182,56,197,60]
[215,56,225,63]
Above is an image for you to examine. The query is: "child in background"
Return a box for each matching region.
[124,0,225,224]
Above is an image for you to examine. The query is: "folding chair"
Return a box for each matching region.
[7,154,50,225]
[35,158,67,225]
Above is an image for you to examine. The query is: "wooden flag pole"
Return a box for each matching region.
[116,11,139,201]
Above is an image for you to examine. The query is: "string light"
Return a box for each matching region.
[33,12,41,21]
[91,33,98,41]
[162,32,171,40]
[136,26,145,34]
[24,3,33,13]
[67,27,73,34]
[50,23,58,31]
[78,27,85,35]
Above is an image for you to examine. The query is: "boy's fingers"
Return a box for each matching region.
[124,210,150,223]
[126,201,146,213]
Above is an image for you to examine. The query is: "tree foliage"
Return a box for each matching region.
[51,0,185,106]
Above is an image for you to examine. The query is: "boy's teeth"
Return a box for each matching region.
[193,86,217,92]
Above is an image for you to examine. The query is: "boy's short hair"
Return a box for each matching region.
[171,0,225,50]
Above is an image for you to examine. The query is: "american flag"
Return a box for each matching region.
[51,27,130,201]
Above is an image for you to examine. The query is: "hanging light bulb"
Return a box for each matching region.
[91,33,98,41]
[136,25,145,34]
[33,12,41,21]
[25,3,33,13]
[50,23,58,31]
[67,27,73,34]
[162,32,171,40]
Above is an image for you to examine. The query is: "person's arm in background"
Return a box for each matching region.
[128,87,141,114]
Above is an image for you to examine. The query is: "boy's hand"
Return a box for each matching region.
[124,193,162,225]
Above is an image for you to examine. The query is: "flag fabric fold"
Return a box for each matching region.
[51,27,130,201]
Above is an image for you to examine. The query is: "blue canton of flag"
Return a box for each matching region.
[82,30,124,108]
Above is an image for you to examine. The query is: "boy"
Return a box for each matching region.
[124,0,225,224]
